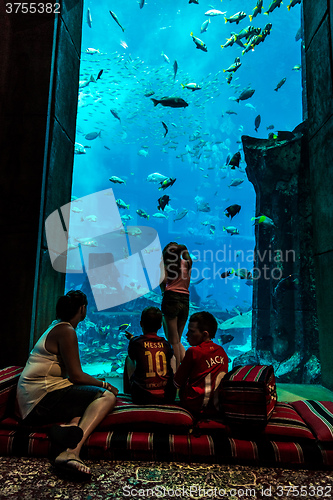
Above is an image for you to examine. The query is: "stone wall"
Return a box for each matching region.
[0,0,83,367]
[302,1,333,390]
[241,133,319,383]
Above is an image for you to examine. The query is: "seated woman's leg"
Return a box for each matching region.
[55,391,116,475]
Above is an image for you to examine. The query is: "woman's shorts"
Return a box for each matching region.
[23,385,104,425]
[161,291,189,322]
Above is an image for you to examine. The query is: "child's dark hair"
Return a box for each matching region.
[140,306,162,332]
[56,290,88,322]
[189,311,218,339]
[162,241,189,280]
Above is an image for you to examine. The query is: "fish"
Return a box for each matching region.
[74,143,86,154]
[234,26,261,41]
[110,109,121,122]
[118,323,131,332]
[147,172,168,183]
[205,9,226,16]
[265,0,283,15]
[162,121,168,137]
[197,202,210,212]
[144,90,155,97]
[225,204,241,219]
[116,199,130,209]
[220,334,234,345]
[295,27,302,42]
[84,215,98,222]
[138,149,149,157]
[109,10,125,32]
[79,74,96,89]
[173,209,188,222]
[152,212,168,219]
[292,64,301,71]
[157,195,170,211]
[161,51,170,64]
[249,0,263,21]
[225,110,237,116]
[287,0,301,11]
[96,69,103,80]
[75,237,98,247]
[200,19,210,33]
[228,178,244,187]
[225,11,247,24]
[109,176,126,184]
[85,131,101,140]
[231,268,253,280]
[236,88,255,102]
[190,32,208,52]
[85,47,101,54]
[139,0,145,8]
[223,57,242,73]
[190,277,205,285]
[218,310,252,330]
[266,124,275,130]
[228,151,241,169]
[159,177,176,190]
[189,0,199,3]
[173,60,178,81]
[137,209,149,220]
[87,8,92,28]
[223,226,240,235]
[255,114,261,132]
[221,270,233,279]
[251,215,275,227]
[181,83,202,92]
[151,97,189,108]
[274,78,286,91]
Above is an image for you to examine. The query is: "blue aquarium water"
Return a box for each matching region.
[65,0,303,377]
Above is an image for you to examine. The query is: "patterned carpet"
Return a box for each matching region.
[0,457,332,500]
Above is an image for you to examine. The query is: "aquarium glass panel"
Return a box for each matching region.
[66,0,303,379]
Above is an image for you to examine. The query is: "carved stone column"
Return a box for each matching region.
[237,133,319,383]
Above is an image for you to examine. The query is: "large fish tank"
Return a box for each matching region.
[65,0,303,379]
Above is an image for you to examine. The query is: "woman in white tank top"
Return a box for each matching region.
[16,290,118,479]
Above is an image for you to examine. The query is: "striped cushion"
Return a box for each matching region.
[0,427,328,466]
[196,402,315,441]
[98,395,194,431]
[291,401,333,442]
[0,367,23,420]
[220,365,277,430]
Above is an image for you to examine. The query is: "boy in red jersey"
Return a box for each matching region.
[123,307,176,404]
[174,311,228,416]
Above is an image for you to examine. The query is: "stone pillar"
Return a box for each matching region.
[240,133,319,383]
[302,1,333,389]
[0,0,83,366]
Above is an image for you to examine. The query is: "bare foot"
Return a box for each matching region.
[55,451,91,477]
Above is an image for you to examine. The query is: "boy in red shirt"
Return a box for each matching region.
[174,311,228,416]
[123,307,176,404]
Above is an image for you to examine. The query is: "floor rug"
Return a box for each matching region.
[0,457,332,499]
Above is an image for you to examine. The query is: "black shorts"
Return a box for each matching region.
[23,385,104,425]
[161,291,189,322]
[130,380,176,405]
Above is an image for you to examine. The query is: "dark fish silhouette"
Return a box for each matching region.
[162,121,168,137]
[110,109,121,123]
[151,97,188,108]
[255,114,261,132]
[109,10,125,32]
